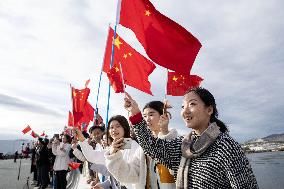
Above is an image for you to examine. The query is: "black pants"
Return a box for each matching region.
[39,165,50,188]
[55,170,67,189]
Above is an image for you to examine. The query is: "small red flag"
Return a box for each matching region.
[107,65,125,93]
[40,131,45,137]
[22,125,32,134]
[71,87,90,112]
[30,131,38,138]
[68,162,81,170]
[119,0,202,74]
[68,111,74,126]
[167,71,203,96]
[103,27,156,95]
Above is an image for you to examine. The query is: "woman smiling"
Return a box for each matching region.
[124,87,258,189]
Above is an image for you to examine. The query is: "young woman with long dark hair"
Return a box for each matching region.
[124,88,258,189]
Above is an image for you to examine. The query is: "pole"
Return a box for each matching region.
[17,143,24,180]
[105,0,122,128]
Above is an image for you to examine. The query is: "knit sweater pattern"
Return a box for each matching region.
[133,119,259,189]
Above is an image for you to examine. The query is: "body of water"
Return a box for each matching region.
[247,151,284,189]
[0,152,284,189]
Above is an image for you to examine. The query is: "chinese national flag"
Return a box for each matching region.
[30,131,38,138]
[68,162,81,170]
[40,131,45,137]
[71,87,90,112]
[167,71,203,96]
[73,101,94,130]
[119,0,202,74]
[103,27,156,95]
[22,125,32,134]
[106,66,125,93]
[68,111,74,126]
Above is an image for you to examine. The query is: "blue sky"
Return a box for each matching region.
[0,0,283,143]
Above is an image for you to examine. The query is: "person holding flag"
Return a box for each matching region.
[105,101,178,189]
[123,88,258,189]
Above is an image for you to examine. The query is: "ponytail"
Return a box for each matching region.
[210,116,228,133]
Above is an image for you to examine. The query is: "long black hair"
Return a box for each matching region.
[107,115,131,139]
[186,87,228,133]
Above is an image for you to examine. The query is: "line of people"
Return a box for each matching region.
[30,87,259,189]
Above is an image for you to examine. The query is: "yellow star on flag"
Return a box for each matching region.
[114,66,120,72]
[145,10,151,16]
[123,54,128,59]
[172,75,178,82]
[128,52,132,56]
[114,36,123,49]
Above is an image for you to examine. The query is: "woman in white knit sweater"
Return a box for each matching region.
[105,101,177,189]
[75,115,141,189]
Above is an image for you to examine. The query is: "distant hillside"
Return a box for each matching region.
[0,140,31,154]
[262,133,284,142]
[244,133,284,144]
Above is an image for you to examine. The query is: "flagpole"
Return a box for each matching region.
[119,61,131,123]
[95,24,112,125]
[163,69,168,114]
[105,0,122,129]
[70,84,74,126]
[119,61,126,94]
[95,56,104,125]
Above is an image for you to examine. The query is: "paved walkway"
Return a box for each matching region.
[0,159,32,189]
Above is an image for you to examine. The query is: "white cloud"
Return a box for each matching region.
[0,0,283,142]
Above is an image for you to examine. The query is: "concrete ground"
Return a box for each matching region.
[0,158,33,189]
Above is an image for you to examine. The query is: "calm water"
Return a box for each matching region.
[247,151,284,189]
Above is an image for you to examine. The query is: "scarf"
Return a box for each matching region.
[176,122,221,189]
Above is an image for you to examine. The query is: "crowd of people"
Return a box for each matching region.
[25,87,259,189]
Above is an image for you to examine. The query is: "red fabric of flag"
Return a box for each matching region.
[30,131,38,138]
[40,131,45,137]
[73,101,94,130]
[103,27,156,95]
[68,111,74,126]
[167,71,203,96]
[69,162,81,170]
[71,87,90,112]
[119,0,202,74]
[106,66,125,93]
[22,125,32,134]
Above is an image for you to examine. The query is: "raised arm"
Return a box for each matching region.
[78,139,106,165]
[124,92,183,175]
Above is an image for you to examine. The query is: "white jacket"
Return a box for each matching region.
[73,148,87,162]
[52,142,71,171]
[105,129,178,189]
[79,139,141,189]
[78,140,106,165]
